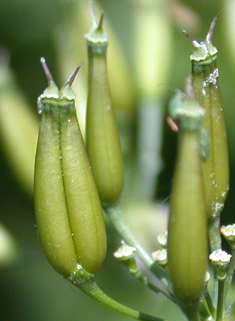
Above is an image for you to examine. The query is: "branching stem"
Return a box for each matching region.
[68,265,165,321]
[104,204,169,289]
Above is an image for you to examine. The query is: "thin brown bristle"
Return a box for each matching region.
[40,57,55,86]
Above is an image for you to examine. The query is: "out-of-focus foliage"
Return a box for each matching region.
[1,0,235,320]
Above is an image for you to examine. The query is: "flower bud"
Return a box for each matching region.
[209,249,231,281]
[34,59,106,276]
[114,241,140,275]
[114,241,136,262]
[185,18,229,217]
[157,231,168,249]
[221,224,235,244]
[152,249,167,268]
[167,90,208,311]
[85,12,124,204]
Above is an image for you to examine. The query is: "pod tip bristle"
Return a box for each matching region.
[183,30,201,48]
[64,63,83,87]
[206,17,217,42]
[40,57,55,86]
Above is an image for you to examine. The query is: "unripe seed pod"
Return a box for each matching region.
[168,94,208,309]
[184,18,229,217]
[34,59,107,276]
[86,12,124,204]
[56,0,136,131]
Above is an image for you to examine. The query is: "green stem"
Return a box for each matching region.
[68,265,165,321]
[216,279,225,321]
[208,206,222,305]
[208,205,222,253]
[130,267,176,305]
[199,297,212,320]
[137,99,164,200]
[224,245,235,299]
[104,204,169,288]
[204,288,216,319]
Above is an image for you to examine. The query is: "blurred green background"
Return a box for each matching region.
[0,0,235,320]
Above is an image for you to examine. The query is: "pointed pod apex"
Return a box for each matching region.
[64,63,83,87]
[40,57,56,87]
[38,58,59,107]
[59,63,82,101]
[183,30,200,48]
[206,17,217,42]
[86,7,107,44]
[184,18,218,64]
[97,10,105,32]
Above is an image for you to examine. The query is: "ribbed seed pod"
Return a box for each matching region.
[85,13,124,204]
[34,59,106,276]
[185,18,229,217]
[168,93,208,316]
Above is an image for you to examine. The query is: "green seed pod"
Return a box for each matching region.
[34,59,107,276]
[184,18,229,217]
[85,12,124,204]
[168,94,208,314]
[56,0,136,128]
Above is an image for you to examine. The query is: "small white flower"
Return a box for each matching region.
[152,249,167,265]
[209,249,231,264]
[221,224,235,241]
[114,241,136,261]
[157,231,168,248]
